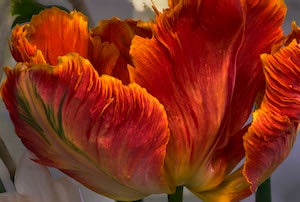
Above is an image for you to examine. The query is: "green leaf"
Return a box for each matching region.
[0,137,16,179]
[11,0,69,28]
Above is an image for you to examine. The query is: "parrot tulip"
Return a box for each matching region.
[1,0,300,201]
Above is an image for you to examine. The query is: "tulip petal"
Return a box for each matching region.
[204,0,287,197]
[285,21,300,45]
[10,7,89,65]
[130,0,286,192]
[130,0,245,188]
[195,168,251,202]
[243,38,300,191]
[90,18,152,83]
[228,0,286,133]
[1,53,172,200]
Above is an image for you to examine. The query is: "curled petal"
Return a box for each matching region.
[195,168,251,202]
[243,39,300,191]
[10,8,89,65]
[89,37,120,77]
[1,53,172,200]
[10,24,40,64]
[90,18,152,83]
[285,21,300,45]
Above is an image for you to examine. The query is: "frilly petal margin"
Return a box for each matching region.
[1,53,173,200]
[10,7,152,84]
[90,18,152,84]
[285,21,300,45]
[10,7,89,65]
[243,39,300,190]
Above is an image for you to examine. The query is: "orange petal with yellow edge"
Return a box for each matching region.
[195,168,251,202]
[244,38,300,191]
[10,7,90,65]
[1,53,173,200]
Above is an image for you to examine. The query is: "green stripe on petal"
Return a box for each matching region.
[17,80,92,162]
[16,91,48,145]
[1,53,173,200]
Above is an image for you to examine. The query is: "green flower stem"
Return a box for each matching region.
[0,179,6,193]
[256,178,271,202]
[0,137,16,179]
[168,186,183,202]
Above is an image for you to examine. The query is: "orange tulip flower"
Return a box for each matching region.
[1,0,300,201]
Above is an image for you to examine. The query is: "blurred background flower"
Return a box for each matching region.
[0,0,300,202]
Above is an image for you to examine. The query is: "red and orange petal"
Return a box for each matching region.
[1,53,173,200]
[195,168,251,202]
[285,21,300,45]
[10,8,152,84]
[130,0,245,188]
[11,8,90,65]
[129,0,286,194]
[90,18,152,83]
[229,0,286,133]
[10,24,39,63]
[243,38,300,191]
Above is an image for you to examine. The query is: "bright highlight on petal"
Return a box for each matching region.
[1,53,172,200]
